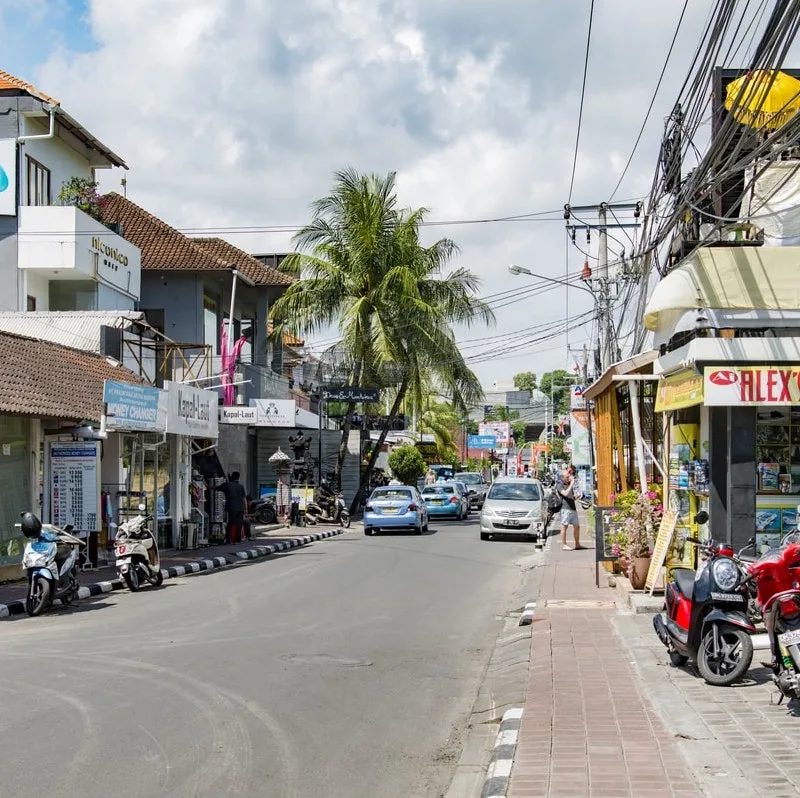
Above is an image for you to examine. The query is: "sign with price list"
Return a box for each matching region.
[46,442,100,534]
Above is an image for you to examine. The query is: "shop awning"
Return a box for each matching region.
[643,246,800,334]
[583,350,658,400]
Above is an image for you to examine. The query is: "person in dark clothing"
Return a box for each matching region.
[216,472,247,544]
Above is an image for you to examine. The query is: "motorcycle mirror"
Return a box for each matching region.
[694,510,709,525]
[138,503,146,513]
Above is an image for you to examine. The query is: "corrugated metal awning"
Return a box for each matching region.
[583,350,658,400]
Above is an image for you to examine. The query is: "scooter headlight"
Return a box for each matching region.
[711,557,739,591]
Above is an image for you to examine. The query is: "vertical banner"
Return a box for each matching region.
[0,139,16,216]
[46,441,100,533]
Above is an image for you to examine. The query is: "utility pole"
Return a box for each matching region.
[597,203,613,372]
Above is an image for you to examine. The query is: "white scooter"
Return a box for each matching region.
[19,512,85,616]
[115,504,163,591]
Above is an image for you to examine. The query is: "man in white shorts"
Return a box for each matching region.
[558,465,584,550]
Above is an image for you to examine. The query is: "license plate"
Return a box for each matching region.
[503,519,519,527]
[780,629,800,646]
[431,499,443,505]
[382,508,399,515]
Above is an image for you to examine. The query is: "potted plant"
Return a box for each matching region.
[622,488,663,590]
[57,176,108,222]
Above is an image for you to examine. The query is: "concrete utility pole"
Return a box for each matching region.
[596,203,613,372]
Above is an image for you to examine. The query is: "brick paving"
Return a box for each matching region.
[508,537,703,798]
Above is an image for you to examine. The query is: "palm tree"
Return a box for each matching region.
[270,168,493,502]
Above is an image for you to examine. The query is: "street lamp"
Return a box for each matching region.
[508,264,595,297]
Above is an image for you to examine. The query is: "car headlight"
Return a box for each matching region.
[711,557,739,591]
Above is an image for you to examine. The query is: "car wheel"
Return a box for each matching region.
[414,525,422,535]
[480,533,490,541]
[364,527,373,536]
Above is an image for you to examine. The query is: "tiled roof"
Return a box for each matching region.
[267,322,305,348]
[0,331,144,422]
[100,193,293,287]
[192,237,293,287]
[0,69,58,104]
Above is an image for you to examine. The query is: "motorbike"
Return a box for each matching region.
[746,535,800,703]
[19,512,84,617]
[305,490,351,528]
[653,511,756,686]
[249,496,277,525]
[114,504,163,591]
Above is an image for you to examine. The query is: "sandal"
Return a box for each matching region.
[562,545,573,551]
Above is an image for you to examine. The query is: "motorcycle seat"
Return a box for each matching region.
[673,568,695,600]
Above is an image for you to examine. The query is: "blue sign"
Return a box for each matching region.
[103,380,164,431]
[468,434,497,450]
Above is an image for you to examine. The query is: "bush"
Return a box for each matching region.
[387,445,426,486]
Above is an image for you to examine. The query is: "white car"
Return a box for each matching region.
[480,477,545,541]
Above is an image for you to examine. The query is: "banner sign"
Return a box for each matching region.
[219,406,258,425]
[468,434,497,450]
[704,366,800,406]
[479,421,511,447]
[48,441,100,533]
[251,399,297,427]
[655,370,704,412]
[645,510,679,594]
[570,385,586,410]
[103,380,165,432]
[165,381,219,438]
[321,387,380,403]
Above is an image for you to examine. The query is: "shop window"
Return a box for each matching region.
[26,156,51,206]
[48,280,98,311]
[26,295,36,311]
[0,417,30,566]
[756,407,800,495]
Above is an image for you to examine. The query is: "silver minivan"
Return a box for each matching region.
[479,477,545,541]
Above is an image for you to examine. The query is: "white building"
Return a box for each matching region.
[0,70,140,312]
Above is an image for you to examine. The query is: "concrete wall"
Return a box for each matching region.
[140,272,203,344]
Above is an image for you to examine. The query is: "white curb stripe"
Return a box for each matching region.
[481,707,523,798]
[518,601,536,626]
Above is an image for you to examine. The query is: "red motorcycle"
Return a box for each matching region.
[748,540,800,703]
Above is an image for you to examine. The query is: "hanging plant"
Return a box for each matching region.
[57,176,108,222]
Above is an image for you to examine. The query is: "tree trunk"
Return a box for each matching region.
[350,377,408,514]
[333,360,362,491]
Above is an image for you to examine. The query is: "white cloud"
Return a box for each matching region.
[29,0,723,384]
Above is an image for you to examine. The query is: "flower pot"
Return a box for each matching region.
[617,555,629,577]
[629,556,652,590]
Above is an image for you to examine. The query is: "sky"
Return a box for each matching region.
[1,0,745,387]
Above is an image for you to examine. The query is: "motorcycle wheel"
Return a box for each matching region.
[26,576,50,617]
[148,570,164,587]
[669,651,688,667]
[124,565,140,592]
[256,506,277,525]
[340,512,351,529]
[697,623,753,686]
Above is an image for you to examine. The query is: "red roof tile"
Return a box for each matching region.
[0,69,58,104]
[0,332,144,422]
[100,193,292,287]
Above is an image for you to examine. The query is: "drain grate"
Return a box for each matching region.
[544,599,617,609]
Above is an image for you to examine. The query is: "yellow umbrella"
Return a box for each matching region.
[724,69,800,130]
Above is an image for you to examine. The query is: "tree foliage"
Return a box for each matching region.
[388,445,426,485]
[513,371,537,392]
[539,369,574,417]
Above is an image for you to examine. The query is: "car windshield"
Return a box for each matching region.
[423,485,454,495]
[456,474,481,485]
[372,488,412,501]
[487,482,541,501]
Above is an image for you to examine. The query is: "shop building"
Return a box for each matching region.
[0,70,138,312]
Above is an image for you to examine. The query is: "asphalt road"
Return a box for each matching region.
[0,518,536,798]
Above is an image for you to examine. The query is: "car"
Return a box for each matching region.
[363,485,428,536]
[480,477,545,541]
[454,472,489,510]
[451,481,472,518]
[421,483,469,521]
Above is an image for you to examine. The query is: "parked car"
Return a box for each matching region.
[480,477,545,541]
[421,483,469,521]
[454,472,489,510]
[451,481,472,518]
[363,485,428,536]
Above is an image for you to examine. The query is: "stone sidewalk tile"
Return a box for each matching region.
[508,538,704,798]
[615,611,800,797]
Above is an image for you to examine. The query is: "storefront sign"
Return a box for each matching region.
[571,385,586,410]
[103,380,165,432]
[47,441,100,533]
[704,366,800,406]
[321,387,380,403]
[467,434,496,450]
[0,139,16,216]
[90,233,139,296]
[251,399,297,427]
[645,510,679,594]
[219,406,258,425]
[165,381,219,438]
[479,421,511,447]
[655,370,704,412]
[569,409,592,466]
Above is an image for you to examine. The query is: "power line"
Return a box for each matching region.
[567,0,596,204]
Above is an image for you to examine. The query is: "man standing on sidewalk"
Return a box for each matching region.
[216,472,247,544]
[558,465,583,551]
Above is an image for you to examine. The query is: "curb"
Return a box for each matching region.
[0,528,348,619]
[518,601,536,626]
[481,708,523,798]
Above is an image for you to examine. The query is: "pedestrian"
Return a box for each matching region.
[216,472,247,544]
[424,469,436,485]
[558,465,584,551]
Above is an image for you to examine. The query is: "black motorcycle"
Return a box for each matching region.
[653,512,756,686]
[249,497,277,525]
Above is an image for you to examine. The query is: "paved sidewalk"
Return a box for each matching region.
[508,536,703,797]
[0,523,339,609]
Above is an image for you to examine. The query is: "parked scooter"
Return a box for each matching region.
[746,526,800,703]
[653,511,756,685]
[305,491,351,527]
[249,496,277,525]
[115,504,163,591]
[19,512,84,616]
